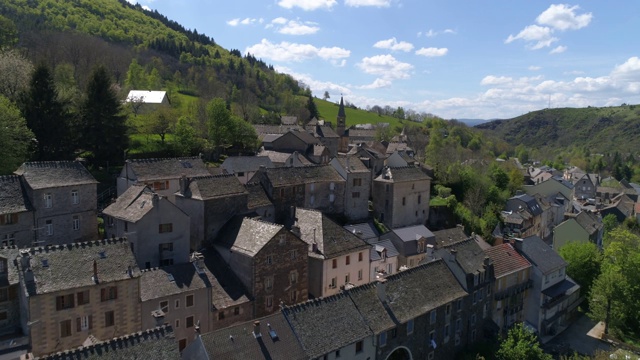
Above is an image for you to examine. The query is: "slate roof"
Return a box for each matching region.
[125,90,168,104]
[383,260,467,324]
[265,165,343,187]
[0,246,21,287]
[140,261,225,302]
[574,211,602,236]
[201,250,252,310]
[253,124,302,135]
[216,217,283,257]
[295,208,370,259]
[221,156,274,174]
[102,185,159,223]
[347,129,377,139]
[257,149,292,164]
[312,144,328,156]
[385,142,412,154]
[36,325,179,360]
[484,243,531,278]
[518,236,566,275]
[391,225,435,242]
[344,222,380,241]
[0,175,31,215]
[508,193,543,216]
[281,116,298,125]
[15,161,98,190]
[382,225,435,257]
[185,175,248,200]
[440,238,488,276]
[23,238,140,296]
[346,283,395,334]
[245,183,272,209]
[183,312,306,360]
[433,226,471,247]
[375,166,431,182]
[316,125,339,138]
[125,157,210,182]
[366,239,400,262]
[333,156,369,173]
[282,293,372,359]
[337,97,346,118]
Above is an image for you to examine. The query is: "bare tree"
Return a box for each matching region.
[0,49,33,102]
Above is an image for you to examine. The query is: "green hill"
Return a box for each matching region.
[314,97,406,129]
[475,105,640,156]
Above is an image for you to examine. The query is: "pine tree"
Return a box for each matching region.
[81,66,128,166]
[21,64,72,160]
[306,94,319,120]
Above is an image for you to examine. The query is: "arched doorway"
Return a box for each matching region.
[385,346,413,360]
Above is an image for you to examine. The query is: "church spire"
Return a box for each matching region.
[338,96,346,118]
[336,96,346,136]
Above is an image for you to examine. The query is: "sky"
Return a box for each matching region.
[128,0,640,120]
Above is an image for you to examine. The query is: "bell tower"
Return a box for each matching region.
[336,96,346,136]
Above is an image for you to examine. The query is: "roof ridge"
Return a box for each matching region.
[244,216,282,228]
[0,174,22,180]
[190,173,236,180]
[128,156,201,163]
[25,238,128,254]
[441,237,474,248]
[385,259,444,281]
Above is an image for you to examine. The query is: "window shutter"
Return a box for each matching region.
[76,317,81,332]
[88,315,93,329]
[114,287,118,299]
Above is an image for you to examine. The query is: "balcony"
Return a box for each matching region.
[541,278,580,310]
[494,280,533,301]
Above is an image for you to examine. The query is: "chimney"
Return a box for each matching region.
[513,238,524,251]
[152,193,160,207]
[179,175,190,196]
[19,250,31,270]
[151,309,165,327]
[483,256,491,267]
[24,268,34,284]
[93,260,99,284]
[426,244,434,259]
[291,222,301,238]
[253,321,262,338]
[312,242,318,253]
[376,279,387,302]
[450,248,457,261]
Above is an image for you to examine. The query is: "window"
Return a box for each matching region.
[402,197,406,205]
[71,190,79,204]
[104,311,115,327]
[159,243,173,252]
[56,294,75,310]
[355,340,363,354]
[428,352,435,360]
[289,272,298,284]
[430,310,437,324]
[0,311,8,321]
[218,312,225,320]
[330,277,337,288]
[336,349,341,358]
[429,330,436,343]
[0,289,8,302]
[332,259,337,269]
[353,178,362,187]
[279,235,286,245]
[473,291,477,304]
[290,290,297,302]
[159,223,173,233]
[77,315,92,331]
[345,273,350,284]
[446,303,451,316]
[418,195,421,204]
[237,171,244,177]
[266,255,273,265]
[186,295,194,307]
[390,328,397,339]
[72,216,80,231]
[407,319,414,334]
[457,299,462,312]
[60,320,72,337]
[100,286,117,301]
[175,319,180,328]
[150,181,169,191]
[496,300,502,310]
[290,249,298,260]
[279,188,285,197]
[0,213,17,225]
[471,329,477,341]
[444,324,450,342]
[266,295,273,308]
[352,191,360,198]
[77,290,90,305]
[46,220,53,236]
[234,307,240,316]
[179,339,187,352]
[186,316,194,328]
[329,194,335,203]
[44,193,52,208]
[265,276,273,290]
[358,252,363,262]
[330,182,335,190]
[175,300,180,309]
[379,331,387,346]
[455,318,461,332]
[160,301,169,313]
[471,314,477,325]
[346,255,350,265]
[358,269,363,281]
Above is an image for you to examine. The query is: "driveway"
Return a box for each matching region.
[544,314,611,357]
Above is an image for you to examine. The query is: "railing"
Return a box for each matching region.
[494,279,533,301]
[97,186,117,211]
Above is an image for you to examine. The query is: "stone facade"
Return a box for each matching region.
[373,167,431,229]
[330,157,371,222]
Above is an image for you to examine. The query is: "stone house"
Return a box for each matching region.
[102,185,190,269]
[329,156,372,222]
[214,217,309,318]
[505,193,544,239]
[17,239,141,357]
[294,208,371,298]
[381,225,435,269]
[366,238,399,281]
[0,246,26,350]
[220,156,274,185]
[282,292,376,360]
[0,176,33,248]
[600,194,635,223]
[257,149,311,167]
[553,211,603,250]
[244,182,275,223]
[515,236,581,338]
[174,175,249,250]
[313,125,340,156]
[572,173,600,200]
[484,243,532,335]
[182,312,307,360]
[15,162,98,246]
[139,254,251,351]
[307,144,331,164]
[257,165,346,223]
[117,157,211,203]
[347,142,388,176]
[372,166,431,229]
[269,129,320,155]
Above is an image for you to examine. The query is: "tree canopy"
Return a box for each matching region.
[0,95,34,174]
[496,323,552,360]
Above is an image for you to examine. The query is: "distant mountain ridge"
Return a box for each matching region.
[475,104,640,154]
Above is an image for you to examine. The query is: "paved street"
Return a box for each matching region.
[544,314,612,357]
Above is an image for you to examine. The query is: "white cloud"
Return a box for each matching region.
[528,66,541,71]
[274,66,351,95]
[142,5,151,10]
[373,38,414,52]
[345,0,391,7]
[227,18,261,26]
[278,0,337,11]
[357,54,413,81]
[246,39,350,62]
[536,4,592,31]
[418,29,455,38]
[415,47,448,57]
[550,45,567,54]
[611,57,640,82]
[443,29,456,35]
[505,24,558,49]
[358,78,393,89]
[270,18,320,35]
[481,75,513,86]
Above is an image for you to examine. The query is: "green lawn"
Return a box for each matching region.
[314,97,408,129]
[128,133,176,155]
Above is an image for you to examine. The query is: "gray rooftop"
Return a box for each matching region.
[36,325,178,360]
[0,175,31,215]
[366,239,400,262]
[346,283,395,334]
[296,208,370,259]
[102,185,162,223]
[253,124,302,135]
[344,222,380,241]
[125,157,210,182]
[140,261,228,302]
[391,225,435,242]
[221,156,274,174]
[15,161,98,190]
[266,165,344,187]
[283,293,373,359]
[183,312,306,360]
[0,246,20,287]
[216,217,283,257]
[519,235,567,275]
[375,166,432,182]
[184,175,248,200]
[24,239,140,296]
[333,156,370,173]
[245,183,272,209]
[440,238,489,276]
[432,226,471,247]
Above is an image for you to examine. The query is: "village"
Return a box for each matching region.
[1,95,631,359]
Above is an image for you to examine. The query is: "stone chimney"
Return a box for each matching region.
[291,223,301,238]
[93,260,99,284]
[178,175,190,197]
[24,268,34,284]
[151,309,165,327]
[376,278,387,302]
[253,320,262,338]
[426,244,434,260]
[450,248,457,261]
[512,238,524,251]
[152,193,160,207]
[483,256,491,268]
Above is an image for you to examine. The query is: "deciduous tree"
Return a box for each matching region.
[0,95,34,174]
[497,323,552,360]
[558,241,602,298]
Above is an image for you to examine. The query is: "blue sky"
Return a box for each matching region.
[130,0,640,120]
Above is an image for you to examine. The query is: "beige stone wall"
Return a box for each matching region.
[29,278,140,357]
[321,250,370,297]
